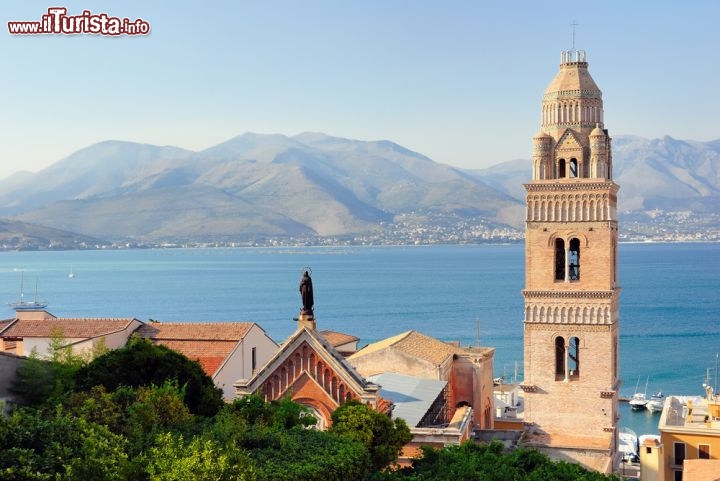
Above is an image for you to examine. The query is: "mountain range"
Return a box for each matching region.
[1,133,717,245]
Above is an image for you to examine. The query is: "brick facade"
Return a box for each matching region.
[521,50,620,474]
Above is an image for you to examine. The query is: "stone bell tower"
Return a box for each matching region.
[521,49,620,473]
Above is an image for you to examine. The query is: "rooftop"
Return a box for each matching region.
[369,372,447,428]
[1,317,139,339]
[659,395,720,435]
[136,322,254,341]
[319,330,359,348]
[349,330,461,365]
[136,322,258,377]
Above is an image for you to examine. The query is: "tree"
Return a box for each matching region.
[376,441,623,481]
[75,336,223,416]
[144,432,255,481]
[11,330,89,407]
[331,400,412,473]
[62,380,197,457]
[0,406,128,481]
[249,427,369,481]
[226,394,317,430]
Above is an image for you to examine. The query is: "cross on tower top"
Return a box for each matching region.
[570,21,579,50]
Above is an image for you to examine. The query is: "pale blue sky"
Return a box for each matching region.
[1,1,718,180]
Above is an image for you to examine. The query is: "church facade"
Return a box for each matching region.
[521,50,620,473]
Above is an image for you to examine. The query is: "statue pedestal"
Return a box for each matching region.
[296,310,316,331]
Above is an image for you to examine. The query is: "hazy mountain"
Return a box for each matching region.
[0,142,194,215]
[4,133,714,244]
[468,135,720,213]
[0,219,104,250]
[612,135,720,211]
[2,133,522,242]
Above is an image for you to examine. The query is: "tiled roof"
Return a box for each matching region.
[350,330,459,365]
[136,322,253,341]
[136,322,256,377]
[1,318,138,339]
[0,319,15,334]
[319,330,359,347]
[147,339,238,377]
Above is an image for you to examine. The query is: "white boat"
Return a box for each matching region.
[68,266,75,278]
[618,427,639,463]
[628,376,650,410]
[646,391,665,412]
[8,272,47,311]
[629,392,648,410]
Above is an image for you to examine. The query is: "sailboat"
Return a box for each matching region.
[628,376,649,410]
[68,266,75,278]
[8,272,48,311]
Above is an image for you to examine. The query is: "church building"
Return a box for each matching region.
[520,49,621,473]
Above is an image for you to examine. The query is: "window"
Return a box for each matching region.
[673,442,686,466]
[558,158,566,178]
[251,347,257,374]
[555,239,565,281]
[568,238,580,280]
[568,337,580,378]
[569,158,578,178]
[673,470,683,481]
[699,443,710,459]
[555,336,565,379]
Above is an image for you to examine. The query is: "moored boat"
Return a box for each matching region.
[628,376,650,410]
[646,391,665,412]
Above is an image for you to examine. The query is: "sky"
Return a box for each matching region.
[1,1,718,180]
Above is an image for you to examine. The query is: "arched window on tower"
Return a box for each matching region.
[555,238,565,281]
[569,336,580,379]
[558,158,566,179]
[555,336,565,379]
[568,238,580,280]
[569,158,578,178]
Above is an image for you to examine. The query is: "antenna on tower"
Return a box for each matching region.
[570,20,579,50]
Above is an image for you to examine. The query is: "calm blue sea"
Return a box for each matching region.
[2,242,718,436]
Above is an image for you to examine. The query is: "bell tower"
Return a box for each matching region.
[521,50,620,472]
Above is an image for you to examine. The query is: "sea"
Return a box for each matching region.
[2,242,718,437]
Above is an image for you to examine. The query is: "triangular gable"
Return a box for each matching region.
[235,327,383,410]
[555,129,585,151]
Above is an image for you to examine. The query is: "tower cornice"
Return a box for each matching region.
[524,181,619,193]
[522,289,619,300]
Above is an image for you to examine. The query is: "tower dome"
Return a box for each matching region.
[540,50,604,139]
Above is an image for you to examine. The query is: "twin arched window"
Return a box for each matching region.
[555,238,581,281]
[557,158,580,178]
[555,336,580,380]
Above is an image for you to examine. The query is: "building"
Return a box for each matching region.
[234,312,390,429]
[520,49,620,473]
[136,321,279,401]
[0,309,142,358]
[640,394,720,481]
[319,329,359,357]
[348,330,495,430]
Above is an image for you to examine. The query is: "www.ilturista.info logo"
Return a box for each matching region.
[8,7,150,36]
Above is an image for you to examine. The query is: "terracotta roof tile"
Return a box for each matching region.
[136,322,253,341]
[350,330,459,365]
[0,319,15,334]
[136,322,256,377]
[1,318,138,339]
[146,339,237,377]
[319,330,359,347]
